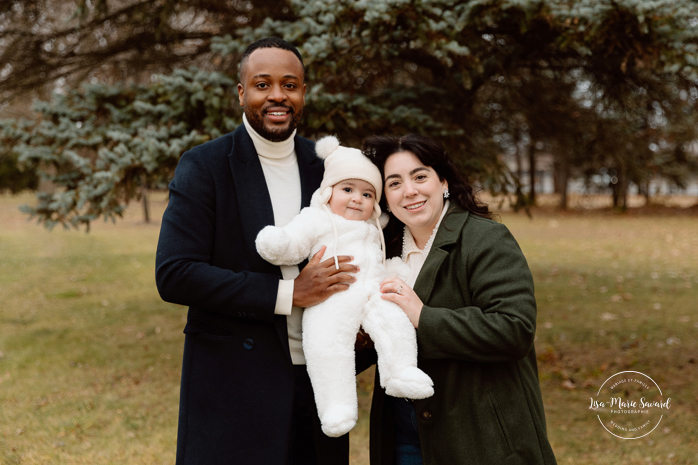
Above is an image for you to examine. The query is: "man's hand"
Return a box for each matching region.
[293,246,358,307]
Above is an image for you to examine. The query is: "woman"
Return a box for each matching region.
[362,135,557,465]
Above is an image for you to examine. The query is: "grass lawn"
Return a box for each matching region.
[1,192,696,464]
[504,210,698,464]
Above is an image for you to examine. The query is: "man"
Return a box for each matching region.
[156,38,362,465]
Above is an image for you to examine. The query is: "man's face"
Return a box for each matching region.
[238,48,306,142]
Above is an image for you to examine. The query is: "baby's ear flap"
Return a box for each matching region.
[370,202,382,220]
[377,211,390,229]
[319,186,333,204]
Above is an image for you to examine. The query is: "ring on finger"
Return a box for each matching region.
[397,285,403,295]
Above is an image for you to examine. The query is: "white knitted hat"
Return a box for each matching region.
[316,136,383,209]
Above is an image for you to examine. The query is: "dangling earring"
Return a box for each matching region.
[443,188,450,199]
[387,205,391,213]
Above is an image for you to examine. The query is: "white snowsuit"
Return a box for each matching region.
[256,189,434,437]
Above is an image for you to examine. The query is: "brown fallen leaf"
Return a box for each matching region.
[561,379,576,390]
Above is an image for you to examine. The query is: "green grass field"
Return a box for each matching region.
[1,192,696,464]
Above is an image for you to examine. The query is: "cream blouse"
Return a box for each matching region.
[401,200,450,287]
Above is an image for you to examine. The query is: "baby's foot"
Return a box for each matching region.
[321,404,358,437]
[384,366,434,399]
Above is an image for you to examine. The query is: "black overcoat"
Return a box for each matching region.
[155,124,349,464]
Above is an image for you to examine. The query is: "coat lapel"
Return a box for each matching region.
[228,127,322,258]
[227,125,323,361]
[228,124,278,274]
[294,135,323,207]
[413,207,469,304]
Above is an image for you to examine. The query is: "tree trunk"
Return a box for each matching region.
[643,179,651,206]
[141,186,150,223]
[514,128,523,181]
[614,163,628,211]
[528,142,536,205]
[558,154,569,210]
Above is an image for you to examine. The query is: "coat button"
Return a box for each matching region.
[243,339,254,350]
[421,410,432,420]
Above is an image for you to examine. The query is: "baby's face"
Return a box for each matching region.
[328,179,376,222]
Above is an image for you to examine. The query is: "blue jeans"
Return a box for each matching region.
[387,395,424,465]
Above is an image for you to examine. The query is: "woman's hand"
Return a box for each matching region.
[379,276,423,328]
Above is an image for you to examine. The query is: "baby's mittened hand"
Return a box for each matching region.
[255,226,289,262]
[385,257,410,281]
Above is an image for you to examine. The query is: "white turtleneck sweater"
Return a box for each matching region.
[243,114,305,364]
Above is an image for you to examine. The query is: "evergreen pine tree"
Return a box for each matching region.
[2,0,697,227]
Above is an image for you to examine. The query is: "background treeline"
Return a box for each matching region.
[1,0,698,229]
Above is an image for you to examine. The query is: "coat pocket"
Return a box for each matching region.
[487,392,515,457]
[184,318,239,340]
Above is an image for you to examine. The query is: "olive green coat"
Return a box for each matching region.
[370,207,557,465]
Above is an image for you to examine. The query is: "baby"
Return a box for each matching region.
[256,136,434,437]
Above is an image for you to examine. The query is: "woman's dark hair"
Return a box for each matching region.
[362,134,492,251]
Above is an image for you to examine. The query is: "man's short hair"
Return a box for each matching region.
[239,38,305,83]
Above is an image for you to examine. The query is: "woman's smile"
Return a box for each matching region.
[403,200,426,211]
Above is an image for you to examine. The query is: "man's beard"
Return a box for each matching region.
[244,105,303,142]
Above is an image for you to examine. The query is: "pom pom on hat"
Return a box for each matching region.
[315,136,340,160]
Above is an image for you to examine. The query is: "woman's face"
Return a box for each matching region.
[383,151,448,237]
